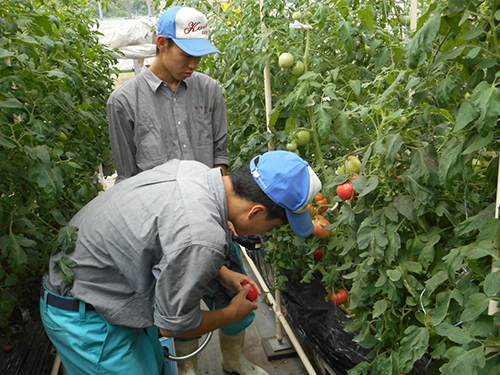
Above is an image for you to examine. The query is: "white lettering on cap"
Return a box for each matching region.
[175,7,210,40]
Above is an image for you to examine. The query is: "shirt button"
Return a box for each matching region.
[173,98,176,102]
[183,144,187,148]
[177,121,181,125]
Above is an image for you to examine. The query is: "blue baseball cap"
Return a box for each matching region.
[250,151,322,237]
[157,6,220,57]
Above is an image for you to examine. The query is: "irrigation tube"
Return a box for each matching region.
[241,246,318,375]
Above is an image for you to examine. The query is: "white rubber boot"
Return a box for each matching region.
[174,339,199,375]
[219,330,269,375]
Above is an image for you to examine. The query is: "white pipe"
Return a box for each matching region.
[241,247,318,375]
[487,155,500,321]
[50,352,61,375]
[410,0,418,31]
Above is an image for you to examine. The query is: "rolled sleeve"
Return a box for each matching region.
[153,245,226,334]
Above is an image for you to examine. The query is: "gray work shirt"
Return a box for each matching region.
[107,67,230,183]
[45,160,230,334]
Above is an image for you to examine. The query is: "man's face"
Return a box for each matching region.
[161,39,202,81]
[234,216,285,237]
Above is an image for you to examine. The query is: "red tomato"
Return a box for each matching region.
[314,248,323,261]
[337,181,354,201]
[331,289,349,305]
[313,219,331,239]
[314,192,323,202]
[242,283,258,302]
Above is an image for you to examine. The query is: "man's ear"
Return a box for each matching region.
[248,204,267,220]
[157,35,167,51]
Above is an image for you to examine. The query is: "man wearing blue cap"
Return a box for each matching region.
[106,5,258,374]
[107,5,228,182]
[40,151,322,375]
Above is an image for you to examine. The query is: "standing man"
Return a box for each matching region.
[106,5,264,375]
[107,5,229,183]
[41,151,322,375]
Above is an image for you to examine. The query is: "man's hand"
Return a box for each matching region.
[217,266,262,297]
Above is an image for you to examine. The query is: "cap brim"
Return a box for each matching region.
[173,38,220,56]
[286,209,314,238]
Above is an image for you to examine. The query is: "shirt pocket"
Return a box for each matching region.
[191,113,213,147]
[134,119,167,170]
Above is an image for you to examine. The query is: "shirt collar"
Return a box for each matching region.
[142,67,190,92]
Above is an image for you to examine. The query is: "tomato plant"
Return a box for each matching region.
[0,0,116,346]
[203,0,500,373]
[242,283,258,302]
[330,289,348,305]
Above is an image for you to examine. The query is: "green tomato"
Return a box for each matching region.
[291,61,305,76]
[286,141,298,152]
[345,155,361,173]
[279,53,294,69]
[292,11,301,21]
[398,15,410,25]
[336,165,345,175]
[465,92,471,101]
[304,11,313,20]
[59,132,68,142]
[295,130,311,146]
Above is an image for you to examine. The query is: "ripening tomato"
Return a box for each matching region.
[331,289,348,305]
[242,283,258,302]
[314,192,323,202]
[313,219,331,239]
[316,197,329,214]
[345,155,361,174]
[314,248,323,261]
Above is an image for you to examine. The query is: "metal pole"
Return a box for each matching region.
[98,1,103,20]
[126,0,132,19]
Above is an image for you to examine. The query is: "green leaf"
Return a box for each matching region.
[439,137,465,190]
[484,270,500,297]
[394,195,416,222]
[357,7,375,33]
[455,203,495,237]
[28,161,64,197]
[441,346,485,375]
[0,98,24,109]
[398,325,430,373]
[454,101,478,132]
[434,322,473,344]
[0,134,16,148]
[460,293,490,322]
[54,256,77,285]
[429,291,452,325]
[373,299,388,318]
[407,14,441,69]
[384,133,403,171]
[461,27,485,40]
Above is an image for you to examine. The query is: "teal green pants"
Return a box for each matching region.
[40,285,169,375]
